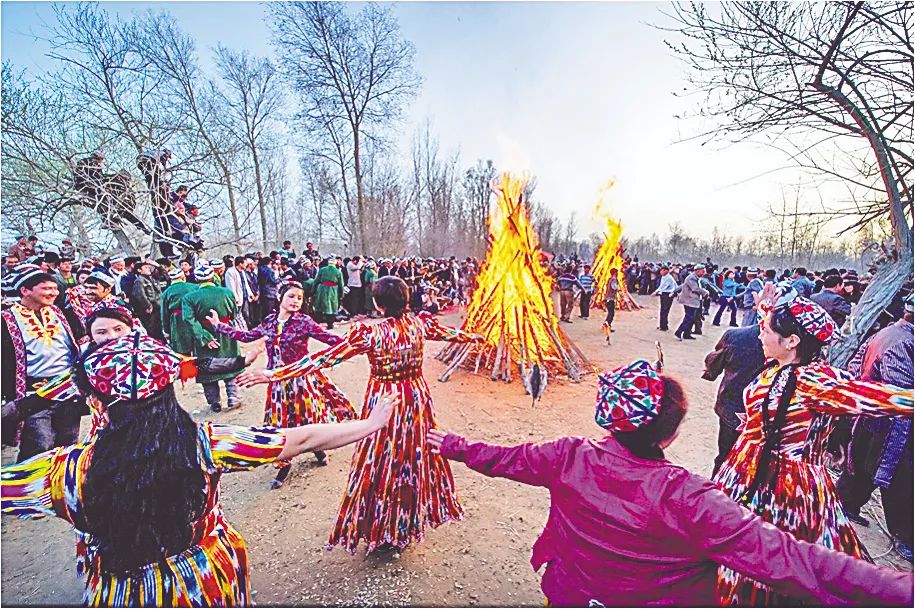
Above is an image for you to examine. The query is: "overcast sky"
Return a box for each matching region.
[3,1,815,241]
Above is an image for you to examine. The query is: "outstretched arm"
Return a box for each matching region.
[419,311,483,343]
[429,430,567,489]
[276,394,394,461]
[207,310,267,343]
[237,323,371,386]
[796,364,913,418]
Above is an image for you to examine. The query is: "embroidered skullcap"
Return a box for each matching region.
[278,279,304,299]
[595,360,664,432]
[168,267,184,280]
[209,258,225,270]
[109,254,125,264]
[747,267,759,274]
[81,332,189,403]
[194,261,214,281]
[85,270,116,288]
[771,281,839,343]
[85,301,136,333]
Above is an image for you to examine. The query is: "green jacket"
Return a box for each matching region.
[160,281,199,355]
[363,268,377,311]
[180,282,241,383]
[313,265,344,316]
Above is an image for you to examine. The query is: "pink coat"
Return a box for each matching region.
[440,434,912,607]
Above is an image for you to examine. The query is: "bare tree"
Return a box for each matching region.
[214,46,284,251]
[462,159,497,256]
[666,1,913,365]
[270,2,420,252]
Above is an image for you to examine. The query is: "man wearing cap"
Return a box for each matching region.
[1,270,84,461]
[180,263,243,412]
[210,259,226,287]
[160,267,199,355]
[313,258,344,329]
[672,264,709,341]
[7,235,33,263]
[740,267,764,327]
[130,259,164,339]
[837,294,914,560]
[62,270,120,343]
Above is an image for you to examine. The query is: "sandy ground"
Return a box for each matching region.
[2,294,910,606]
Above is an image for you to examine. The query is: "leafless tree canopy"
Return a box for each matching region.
[666,1,913,365]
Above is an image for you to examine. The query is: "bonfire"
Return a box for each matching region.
[436,173,593,398]
[590,184,641,312]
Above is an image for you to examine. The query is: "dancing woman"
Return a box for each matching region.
[207,280,356,488]
[713,283,913,606]
[1,332,393,607]
[239,276,482,554]
[427,360,912,607]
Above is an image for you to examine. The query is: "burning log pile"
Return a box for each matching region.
[590,194,641,312]
[436,173,593,395]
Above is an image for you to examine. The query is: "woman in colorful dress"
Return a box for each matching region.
[713,282,914,606]
[1,332,394,607]
[206,280,356,488]
[238,275,482,554]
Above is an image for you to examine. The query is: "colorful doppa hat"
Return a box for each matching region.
[595,359,665,432]
[771,281,839,343]
[81,332,185,403]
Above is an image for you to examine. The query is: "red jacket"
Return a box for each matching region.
[441,433,912,607]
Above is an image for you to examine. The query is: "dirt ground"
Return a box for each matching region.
[2,295,910,606]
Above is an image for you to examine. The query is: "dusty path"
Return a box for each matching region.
[2,295,909,606]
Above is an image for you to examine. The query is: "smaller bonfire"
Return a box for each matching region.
[436,173,593,392]
[590,186,641,312]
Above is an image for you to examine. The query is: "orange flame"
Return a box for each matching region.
[440,173,591,382]
[590,181,641,310]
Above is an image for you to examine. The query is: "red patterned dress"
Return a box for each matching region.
[713,361,913,606]
[269,311,479,553]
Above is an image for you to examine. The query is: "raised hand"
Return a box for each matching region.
[205,309,221,326]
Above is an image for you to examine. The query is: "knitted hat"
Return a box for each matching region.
[167,267,184,281]
[194,261,214,282]
[595,360,664,432]
[85,270,116,288]
[81,332,191,403]
[209,258,225,270]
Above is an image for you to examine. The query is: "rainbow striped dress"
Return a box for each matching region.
[270,311,478,554]
[1,423,286,607]
[713,361,913,606]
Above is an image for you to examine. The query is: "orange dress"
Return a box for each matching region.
[270,312,478,553]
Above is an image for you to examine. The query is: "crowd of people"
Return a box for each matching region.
[0,235,912,607]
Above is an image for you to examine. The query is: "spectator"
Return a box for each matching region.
[673,264,709,341]
[811,275,852,327]
[130,259,164,339]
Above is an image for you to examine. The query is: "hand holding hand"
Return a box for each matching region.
[237,368,272,388]
[427,428,448,454]
[755,282,778,308]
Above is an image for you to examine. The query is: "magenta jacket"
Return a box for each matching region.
[440,434,913,607]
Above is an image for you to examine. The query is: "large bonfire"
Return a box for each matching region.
[436,173,593,392]
[590,182,641,311]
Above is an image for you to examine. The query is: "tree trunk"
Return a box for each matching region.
[223,168,241,245]
[828,257,911,368]
[352,127,365,252]
[251,144,269,252]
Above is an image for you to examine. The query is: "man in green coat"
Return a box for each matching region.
[313,258,344,329]
[160,267,199,355]
[180,261,242,412]
[363,259,378,318]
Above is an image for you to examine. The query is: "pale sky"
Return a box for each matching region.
[2,1,813,241]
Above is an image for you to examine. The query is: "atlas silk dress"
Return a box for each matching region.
[269,311,477,553]
[713,359,913,606]
[212,312,356,429]
[1,423,287,607]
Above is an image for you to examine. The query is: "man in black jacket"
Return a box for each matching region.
[702,324,765,475]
